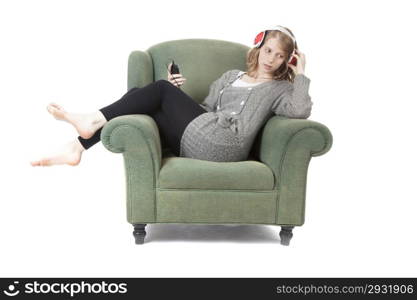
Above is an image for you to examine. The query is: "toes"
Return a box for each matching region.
[47,103,64,113]
[46,104,67,121]
[30,159,50,167]
[46,104,57,114]
[30,161,41,167]
[50,103,63,110]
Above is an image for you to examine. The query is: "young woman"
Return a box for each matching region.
[31,25,312,166]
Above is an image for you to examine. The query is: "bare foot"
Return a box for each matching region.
[46,103,101,139]
[30,139,85,167]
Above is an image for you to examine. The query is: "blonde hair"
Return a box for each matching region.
[246,27,298,83]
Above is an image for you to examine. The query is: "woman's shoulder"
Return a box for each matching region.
[215,69,242,84]
[222,69,241,76]
[225,69,243,73]
[223,69,245,80]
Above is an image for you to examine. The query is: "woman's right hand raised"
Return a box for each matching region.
[167,62,187,87]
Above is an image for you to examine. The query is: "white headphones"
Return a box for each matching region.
[253,25,297,63]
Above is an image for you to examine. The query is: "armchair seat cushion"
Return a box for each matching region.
[158,156,275,190]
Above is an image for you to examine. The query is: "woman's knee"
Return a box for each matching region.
[154,79,177,95]
[155,79,172,89]
[128,87,139,92]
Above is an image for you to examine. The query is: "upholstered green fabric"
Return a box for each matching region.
[159,157,274,190]
[127,51,153,90]
[101,114,162,223]
[147,39,249,103]
[156,190,277,224]
[258,116,332,225]
[101,39,333,230]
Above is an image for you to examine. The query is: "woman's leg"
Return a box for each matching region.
[46,87,141,144]
[32,81,205,166]
[78,80,206,152]
[76,87,140,149]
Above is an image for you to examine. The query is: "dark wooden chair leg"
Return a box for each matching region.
[133,224,147,244]
[279,226,294,246]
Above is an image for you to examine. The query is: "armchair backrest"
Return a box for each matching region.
[147,39,250,103]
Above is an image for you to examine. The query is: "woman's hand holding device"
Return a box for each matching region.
[167,61,187,88]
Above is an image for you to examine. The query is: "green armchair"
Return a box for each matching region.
[100,39,333,245]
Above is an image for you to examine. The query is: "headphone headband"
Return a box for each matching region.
[254,25,296,48]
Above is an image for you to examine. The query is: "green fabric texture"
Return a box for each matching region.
[156,190,277,224]
[159,157,274,190]
[127,51,153,90]
[147,39,249,103]
[101,114,162,223]
[101,39,333,228]
[258,116,333,225]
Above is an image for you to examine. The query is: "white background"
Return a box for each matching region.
[1,0,416,277]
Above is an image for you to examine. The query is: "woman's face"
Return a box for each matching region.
[257,37,287,76]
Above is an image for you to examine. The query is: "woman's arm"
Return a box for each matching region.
[271,74,313,119]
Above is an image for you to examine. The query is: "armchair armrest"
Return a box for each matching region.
[100,114,162,223]
[259,115,333,225]
[127,50,154,90]
[260,116,333,172]
[101,114,162,165]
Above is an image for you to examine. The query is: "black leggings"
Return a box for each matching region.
[77,80,206,156]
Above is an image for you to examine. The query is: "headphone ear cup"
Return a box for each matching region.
[289,50,297,65]
[254,31,265,48]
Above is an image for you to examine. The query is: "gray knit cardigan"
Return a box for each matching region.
[179,69,313,162]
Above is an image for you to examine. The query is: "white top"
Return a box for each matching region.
[231,71,263,87]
